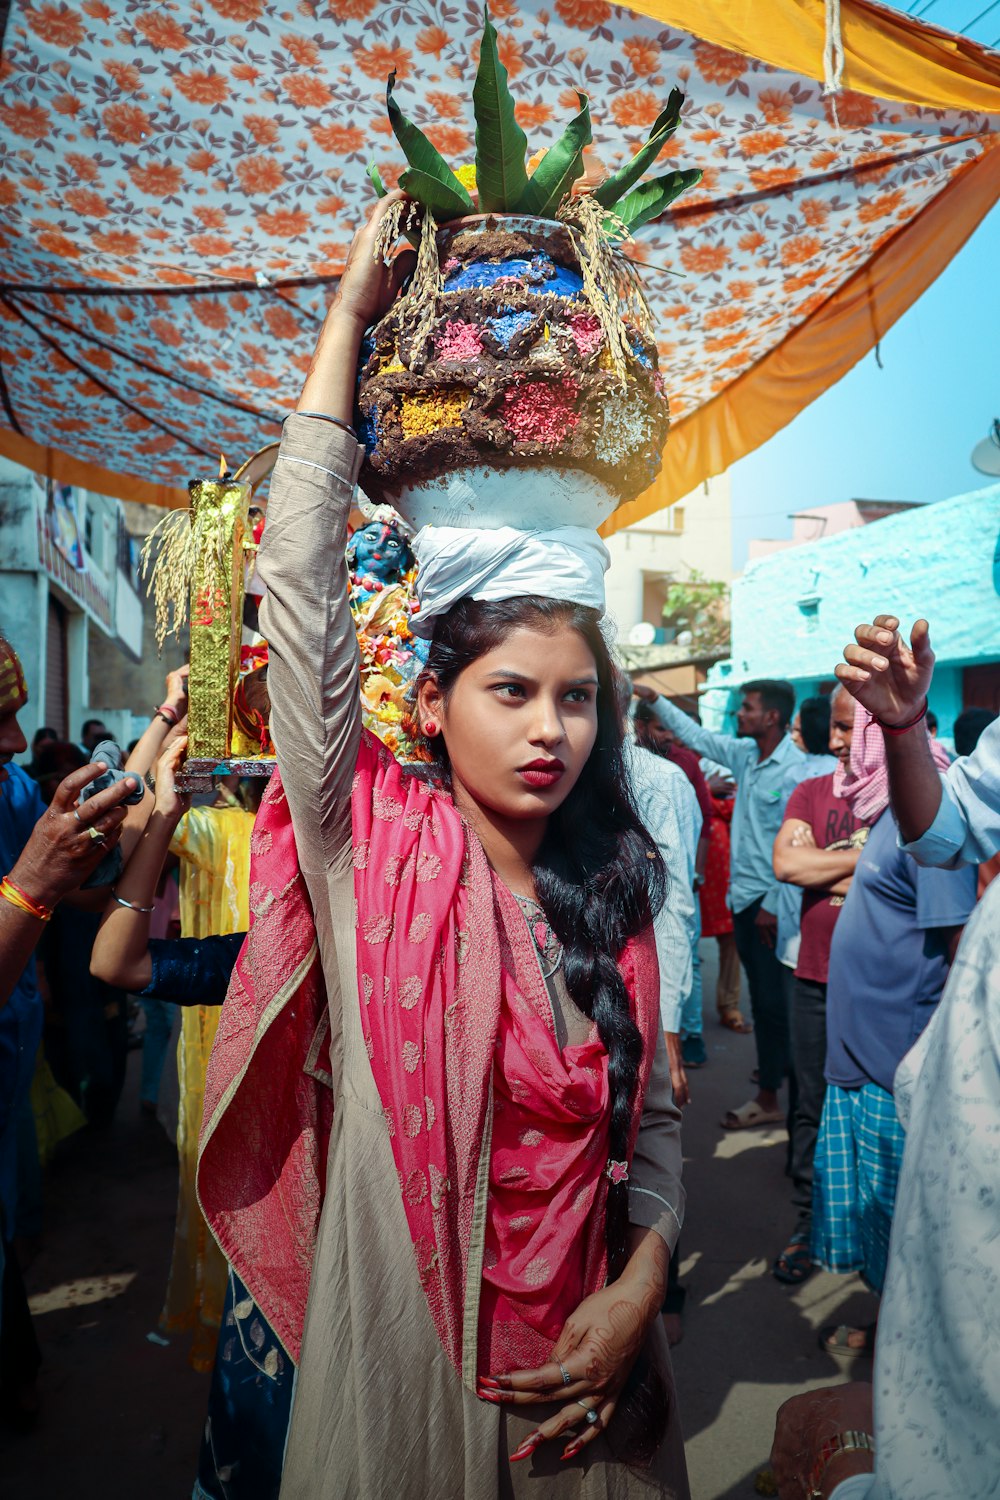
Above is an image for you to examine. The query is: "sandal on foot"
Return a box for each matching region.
[720,1099,785,1130]
[818,1322,877,1357]
[772,1230,814,1285]
[719,1009,753,1034]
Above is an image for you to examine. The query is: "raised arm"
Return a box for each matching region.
[633,684,746,774]
[835,616,942,841]
[257,195,414,868]
[91,736,191,992]
[1,763,137,1006]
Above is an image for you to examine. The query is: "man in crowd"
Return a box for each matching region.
[624,703,701,1348]
[772,614,1000,1498]
[770,686,864,1286]
[80,718,111,757]
[0,638,137,1428]
[811,700,972,1353]
[633,697,713,1068]
[764,695,837,1012]
[634,678,804,1128]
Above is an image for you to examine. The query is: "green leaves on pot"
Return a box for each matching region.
[513,93,592,218]
[473,6,529,213]
[592,90,684,210]
[369,8,700,236]
[386,70,474,218]
[367,160,387,199]
[609,168,703,236]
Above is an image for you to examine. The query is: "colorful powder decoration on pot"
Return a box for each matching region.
[502,377,580,447]
[435,320,484,362]
[400,389,468,439]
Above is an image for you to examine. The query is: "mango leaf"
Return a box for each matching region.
[386,70,474,212]
[367,160,387,198]
[398,166,474,221]
[611,168,703,236]
[473,6,529,212]
[513,92,591,218]
[592,90,685,210]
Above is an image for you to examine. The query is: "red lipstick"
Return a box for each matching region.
[518,758,565,789]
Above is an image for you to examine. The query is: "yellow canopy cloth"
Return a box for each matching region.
[161,803,254,1373]
[0,0,996,527]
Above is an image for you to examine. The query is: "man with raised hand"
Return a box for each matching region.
[836,613,1000,864]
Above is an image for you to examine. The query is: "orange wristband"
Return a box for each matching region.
[0,875,53,922]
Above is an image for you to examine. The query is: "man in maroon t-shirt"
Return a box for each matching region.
[769,687,868,1284]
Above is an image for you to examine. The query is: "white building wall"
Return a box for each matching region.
[604,472,733,637]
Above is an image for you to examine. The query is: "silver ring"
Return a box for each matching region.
[73,808,83,823]
[575,1400,598,1426]
[559,1363,571,1387]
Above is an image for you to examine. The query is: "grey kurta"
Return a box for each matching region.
[259,415,689,1500]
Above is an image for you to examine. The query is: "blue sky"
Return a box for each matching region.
[728,0,999,568]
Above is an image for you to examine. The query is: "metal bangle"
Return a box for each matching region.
[111,889,156,914]
[292,409,357,437]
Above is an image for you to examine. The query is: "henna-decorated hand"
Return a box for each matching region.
[480,1230,669,1463]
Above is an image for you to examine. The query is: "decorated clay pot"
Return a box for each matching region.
[354,215,669,532]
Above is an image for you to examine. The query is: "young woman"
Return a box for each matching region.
[198,194,688,1498]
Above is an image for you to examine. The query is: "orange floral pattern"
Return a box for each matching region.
[0,0,992,489]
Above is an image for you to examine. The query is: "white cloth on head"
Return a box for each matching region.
[410,524,610,638]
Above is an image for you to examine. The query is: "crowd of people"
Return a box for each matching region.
[1,196,999,1499]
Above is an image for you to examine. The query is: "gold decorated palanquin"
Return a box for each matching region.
[145,445,278,793]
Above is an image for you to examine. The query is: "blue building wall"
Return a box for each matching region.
[703,482,1000,737]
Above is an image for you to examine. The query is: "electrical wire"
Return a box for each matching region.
[960,0,1000,30]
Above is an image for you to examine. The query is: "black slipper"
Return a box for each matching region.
[772,1231,814,1285]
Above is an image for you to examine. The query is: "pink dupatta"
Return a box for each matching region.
[199,731,661,1379]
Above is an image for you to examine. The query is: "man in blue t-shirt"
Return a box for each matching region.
[812,803,976,1354]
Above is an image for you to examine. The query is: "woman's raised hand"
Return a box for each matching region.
[152,734,192,828]
[480,1234,668,1463]
[297,192,417,421]
[835,615,934,727]
[332,190,417,330]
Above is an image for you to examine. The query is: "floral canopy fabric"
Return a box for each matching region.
[0,0,998,527]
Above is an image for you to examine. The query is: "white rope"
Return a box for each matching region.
[823,0,845,125]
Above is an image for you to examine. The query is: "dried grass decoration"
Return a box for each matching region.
[356,5,701,519]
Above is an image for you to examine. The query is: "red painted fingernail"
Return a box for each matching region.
[562,1443,582,1461]
[511,1436,540,1461]
[479,1376,501,1389]
[479,1389,502,1403]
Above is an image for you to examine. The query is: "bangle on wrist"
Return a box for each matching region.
[292,409,357,437]
[876,699,928,736]
[0,875,53,922]
[111,889,156,914]
[807,1431,875,1498]
[155,703,179,726]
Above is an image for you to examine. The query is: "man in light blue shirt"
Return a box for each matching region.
[633,679,805,1128]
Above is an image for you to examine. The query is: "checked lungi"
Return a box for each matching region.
[811,1080,906,1294]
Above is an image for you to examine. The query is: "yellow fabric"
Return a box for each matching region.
[161,803,254,1372]
[30,1050,86,1167]
[0,428,188,511]
[627,0,1000,112]
[600,0,1000,532]
[608,140,1000,532]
